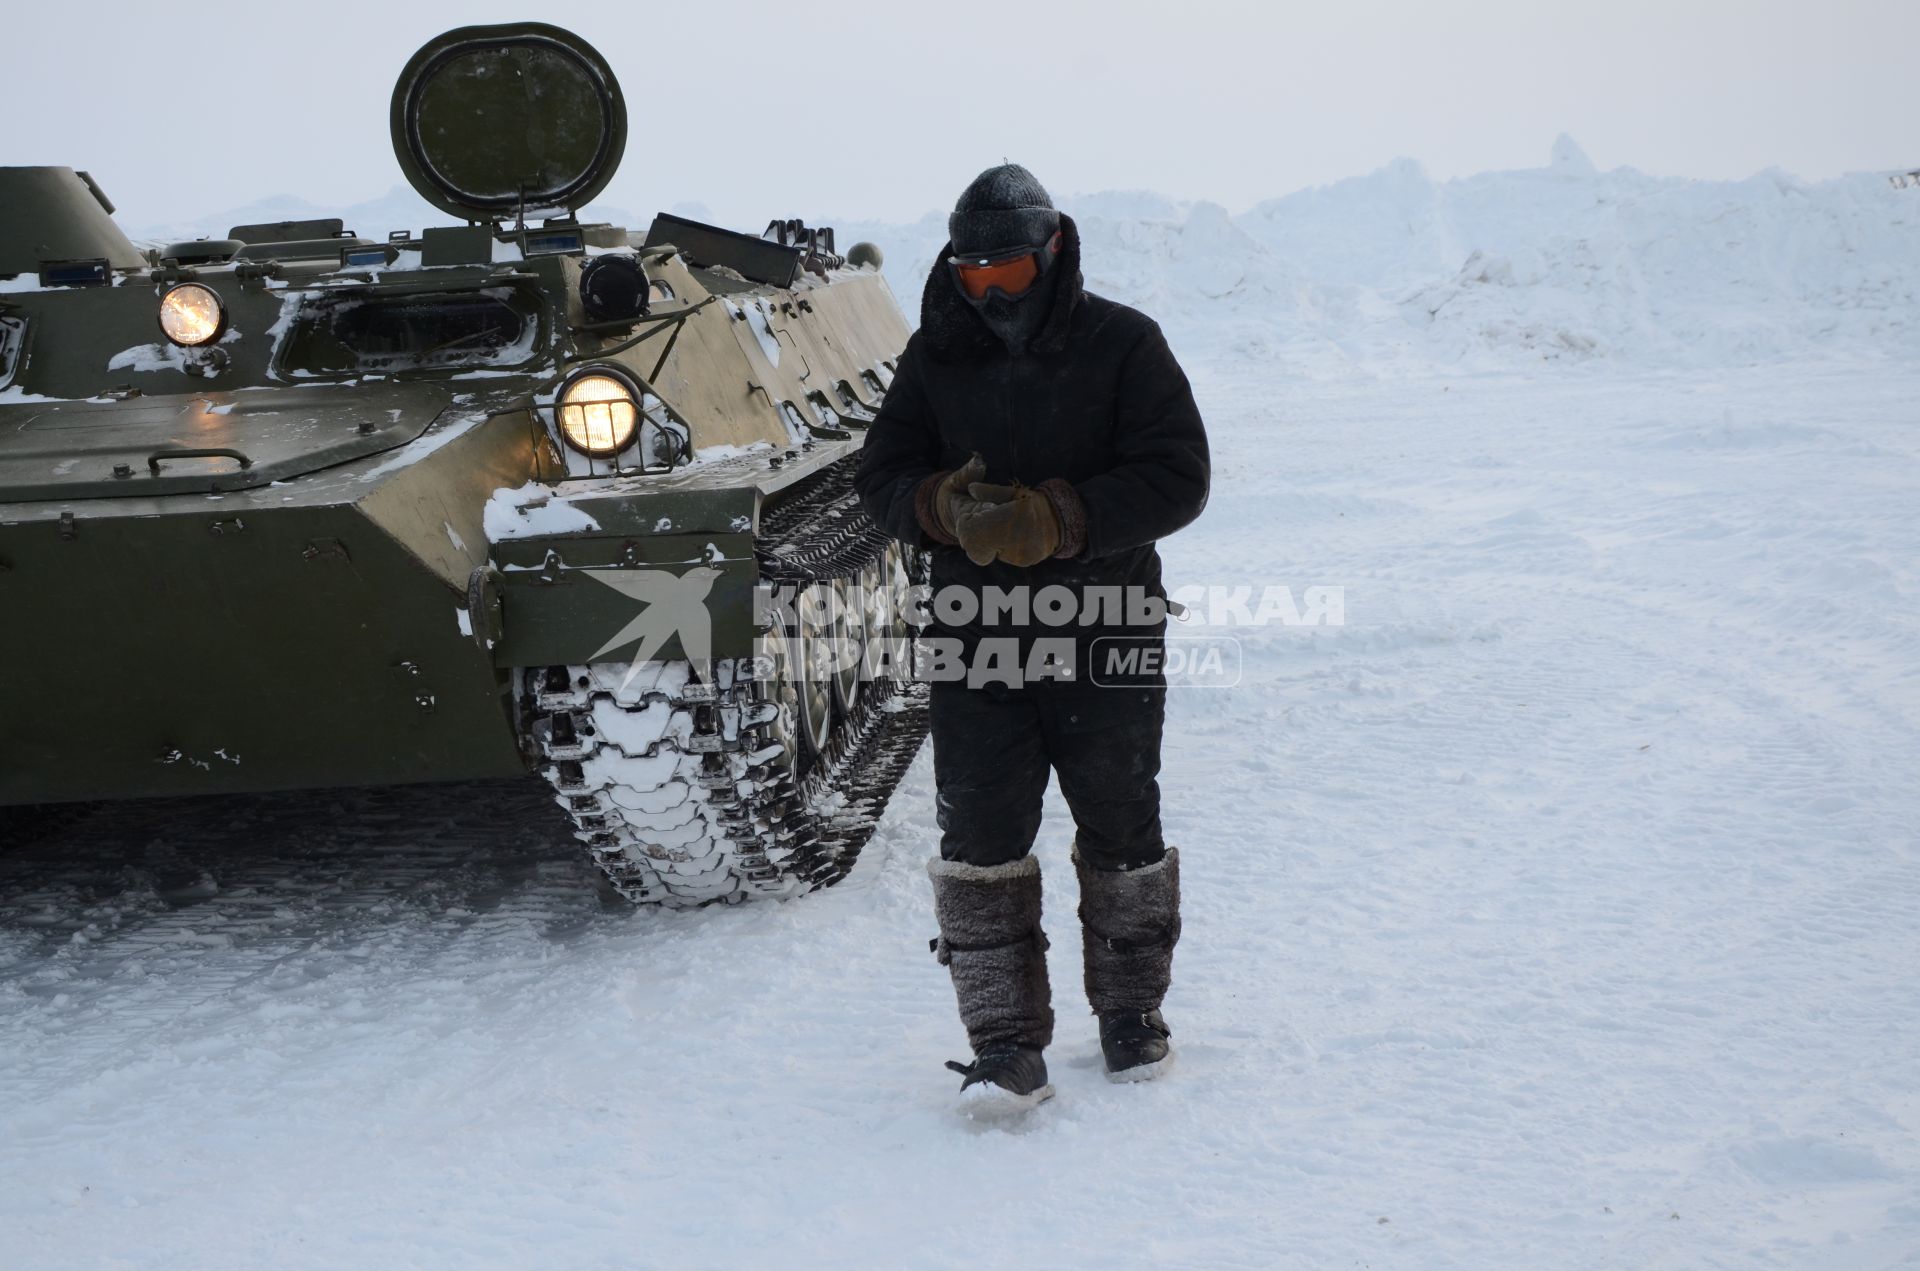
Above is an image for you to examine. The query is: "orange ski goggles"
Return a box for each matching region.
[948,246,1042,300]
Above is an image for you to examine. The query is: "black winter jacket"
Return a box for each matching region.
[854,216,1210,694]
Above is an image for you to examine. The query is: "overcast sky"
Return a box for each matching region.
[8,0,1917,232]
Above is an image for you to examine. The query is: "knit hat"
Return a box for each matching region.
[949,164,1061,255]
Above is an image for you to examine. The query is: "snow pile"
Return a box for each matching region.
[484,480,602,540]
[852,136,1920,373]
[104,342,190,374]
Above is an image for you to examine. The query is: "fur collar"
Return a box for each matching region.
[917,213,1085,361]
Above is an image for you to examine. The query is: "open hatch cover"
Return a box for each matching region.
[390,23,626,225]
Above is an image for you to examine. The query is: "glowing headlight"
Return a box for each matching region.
[557,372,639,457]
[158,283,226,347]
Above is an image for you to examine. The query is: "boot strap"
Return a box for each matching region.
[929,928,1050,965]
[1083,923,1175,954]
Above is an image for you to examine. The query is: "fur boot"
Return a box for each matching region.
[1075,846,1181,1015]
[927,855,1054,1051]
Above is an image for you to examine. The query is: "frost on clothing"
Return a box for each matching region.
[946,162,1064,355]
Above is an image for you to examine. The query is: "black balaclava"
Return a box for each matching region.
[949,163,1062,355]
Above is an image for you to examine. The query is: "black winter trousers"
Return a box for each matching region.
[931,679,1166,871]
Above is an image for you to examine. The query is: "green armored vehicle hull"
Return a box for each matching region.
[0,24,926,904]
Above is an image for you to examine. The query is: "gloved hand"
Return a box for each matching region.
[931,454,991,540]
[953,483,1062,567]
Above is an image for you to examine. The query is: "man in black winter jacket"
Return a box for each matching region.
[854,164,1210,1106]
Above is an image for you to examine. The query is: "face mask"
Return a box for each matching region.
[970,279,1053,354]
[949,231,1062,354]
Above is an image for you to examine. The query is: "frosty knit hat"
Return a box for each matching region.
[949,164,1061,255]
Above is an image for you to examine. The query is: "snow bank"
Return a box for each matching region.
[853,136,1920,374]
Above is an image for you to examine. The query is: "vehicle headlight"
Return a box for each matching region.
[557,370,639,457]
[158,283,226,347]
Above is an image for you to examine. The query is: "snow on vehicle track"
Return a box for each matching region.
[3,358,1918,1267]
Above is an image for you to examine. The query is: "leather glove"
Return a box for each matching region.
[953,483,1062,567]
[934,454,991,539]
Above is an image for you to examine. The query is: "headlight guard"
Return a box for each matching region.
[555,365,641,458]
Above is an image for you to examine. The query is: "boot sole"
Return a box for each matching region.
[1103,1049,1174,1084]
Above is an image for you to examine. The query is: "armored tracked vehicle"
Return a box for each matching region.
[0,23,927,905]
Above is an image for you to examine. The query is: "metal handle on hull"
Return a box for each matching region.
[147,447,254,474]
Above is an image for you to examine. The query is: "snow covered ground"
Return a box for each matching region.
[8,148,1920,1268]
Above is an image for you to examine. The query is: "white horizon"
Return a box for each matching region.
[115,132,1907,245]
[8,0,1915,235]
